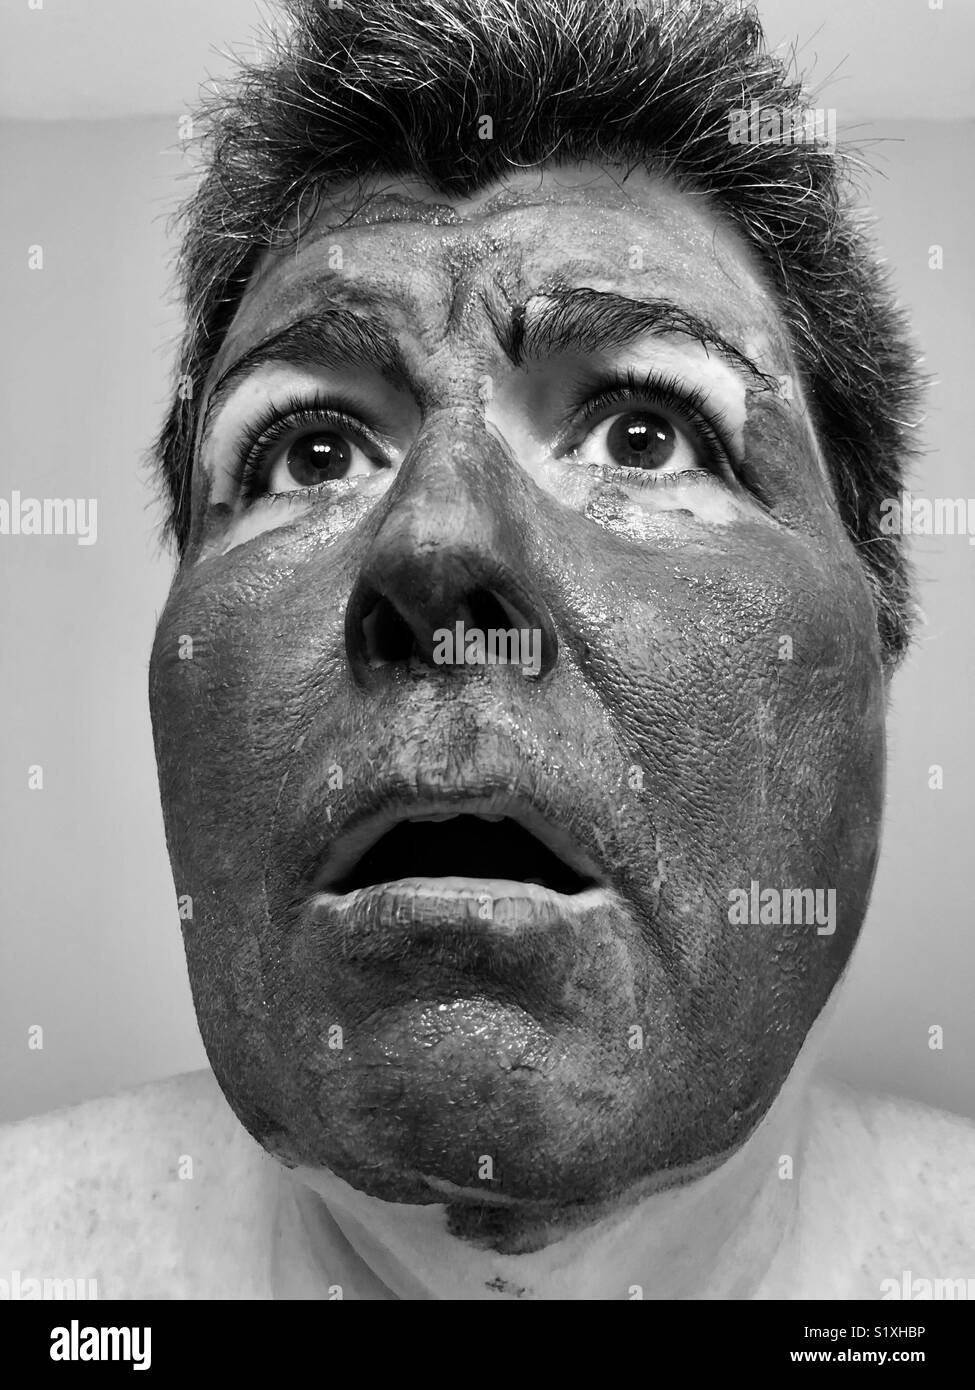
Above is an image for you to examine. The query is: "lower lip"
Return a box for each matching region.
[304,878,614,982]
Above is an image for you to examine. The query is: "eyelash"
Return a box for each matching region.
[234,391,387,502]
[231,370,732,503]
[563,367,732,483]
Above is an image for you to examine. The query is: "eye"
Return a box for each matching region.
[560,370,731,483]
[573,407,702,476]
[264,426,387,495]
[233,397,395,503]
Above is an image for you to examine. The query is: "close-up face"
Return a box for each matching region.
[149,161,887,1230]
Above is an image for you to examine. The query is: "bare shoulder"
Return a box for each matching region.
[808,1078,975,1209]
[799,1078,975,1297]
[0,1070,276,1299]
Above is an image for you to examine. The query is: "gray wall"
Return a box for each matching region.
[1,116,972,1123]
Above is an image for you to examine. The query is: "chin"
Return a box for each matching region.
[202,983,792,1229]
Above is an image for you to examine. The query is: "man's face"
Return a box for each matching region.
[150,163,885,1222]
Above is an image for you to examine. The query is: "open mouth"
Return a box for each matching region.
[332,814,598,896]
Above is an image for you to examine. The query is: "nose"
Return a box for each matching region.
[344,407,558,682]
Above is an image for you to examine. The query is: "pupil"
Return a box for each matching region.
[288,433,351,485]
[608,412,674,468]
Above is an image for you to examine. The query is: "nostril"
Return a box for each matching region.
[466,587,525,635]
[355,587,537,673]
[346,548,559,683]
[361,595,415,667]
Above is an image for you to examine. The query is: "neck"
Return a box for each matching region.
[273,1026,828,1301]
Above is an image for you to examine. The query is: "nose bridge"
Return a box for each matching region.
[344,406,559,680]
[381,404,512,561]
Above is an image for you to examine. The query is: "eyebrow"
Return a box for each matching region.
[201,286,775,444]
[503,288,775,387]
[199,310,409,445]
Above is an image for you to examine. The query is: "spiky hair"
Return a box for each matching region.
[156,0,922,663]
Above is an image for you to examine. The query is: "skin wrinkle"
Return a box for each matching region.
[149,163,886,1255]
[214,183,783,385]
[154,0,925,677]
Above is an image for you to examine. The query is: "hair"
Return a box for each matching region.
[155,0,923,663]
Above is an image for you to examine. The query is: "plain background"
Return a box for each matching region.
[1,0,972,1124]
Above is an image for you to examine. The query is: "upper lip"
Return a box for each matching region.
[312,789,606,894]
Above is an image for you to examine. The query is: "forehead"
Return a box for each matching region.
[215,162,789,377]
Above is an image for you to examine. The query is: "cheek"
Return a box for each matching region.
[549,386,886,943]
[149,561,340,1139]
[149,559,337,862]
[612,528,881,780]
[567,512,885,1023]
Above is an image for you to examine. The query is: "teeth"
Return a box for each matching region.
[479,814,505,823]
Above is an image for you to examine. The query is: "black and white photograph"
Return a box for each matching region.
[1,0,972,1343]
